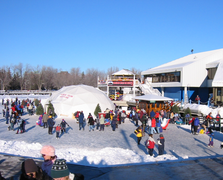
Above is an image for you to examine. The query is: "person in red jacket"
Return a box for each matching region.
[145,134,156,156]
[151,118,157,134]
[55,124,61,139]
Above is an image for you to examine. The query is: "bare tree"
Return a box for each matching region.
[70,67,82,85]
[42,66,57,90]
[85,68,101,87]
[107,67,119,76]
[0,66,12,90]
[130,67,142,79]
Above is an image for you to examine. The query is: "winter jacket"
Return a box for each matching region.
[111,118,117,126]
[146,136,155,149]
[134,128,142,137]
[79,112,84,123]
[43,114,48,123]
[157,136,165,149]
[99,116,105,124]
[20,164,53,180]
[150,110,155,118]
[155,112,160,119]
[151,118,156,127]
[88,116,94,125]
[47,118,55,127]
[55,125,61,132]
[141,114,147,125]
[60,120,69,128]
[194,118,200,126]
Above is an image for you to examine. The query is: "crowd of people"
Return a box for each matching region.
[1,96,223,179]
[2,97,36,133]
[188,111,221,147]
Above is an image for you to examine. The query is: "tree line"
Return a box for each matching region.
[0,63,141,90]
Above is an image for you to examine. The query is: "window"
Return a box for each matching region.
[207,68,217,80]
[145,71,181,83]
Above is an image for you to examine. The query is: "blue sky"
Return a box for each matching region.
[1,0,223,73]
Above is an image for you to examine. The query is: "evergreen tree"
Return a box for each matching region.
[48,101,56,117]
[184,107,191,117]
[36,103,44,115]
[171,105,179,114]
[94,103,101,117]
[34,99,40,106]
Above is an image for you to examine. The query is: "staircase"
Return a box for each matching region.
[138,79,161,96]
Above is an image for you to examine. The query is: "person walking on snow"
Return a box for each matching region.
[55,124,61,139]
[87,113,95,132]
[207,128,214,147]
[47,116,55,135]
[99,114,105,131]
[60,119,70,133]
[157,134,165,155]
[145,134,156,156]
[134,126,143,145]
[42,113,48,128]
[79,111,85,130]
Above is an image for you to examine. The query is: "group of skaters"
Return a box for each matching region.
[0,145,84,180]
[74,109,127,132]
[37,110,71,139]
[132,108,168,156]
[189,111,221,147]
[2,97,36,134]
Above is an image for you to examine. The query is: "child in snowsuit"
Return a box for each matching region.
[145,134,155,156]
[55,124,61,139]
[5,109,9,124]
[16,117,23,134]
[134,126,142,145]
[208,128,214,147]
[157,134,165,155]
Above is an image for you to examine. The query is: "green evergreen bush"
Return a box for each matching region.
[94,103,101,117]
[184,107,191,117]
[36,103,44,115]
[34,99,40,106]
[171,105,179,113]
[47,101,56,117]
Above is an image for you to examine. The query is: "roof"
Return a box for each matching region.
[212,59,223,87]
[112,69,135,76]
[133,94,173,101]
[142,48,223,75]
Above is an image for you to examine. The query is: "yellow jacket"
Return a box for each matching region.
[134,129,142,137]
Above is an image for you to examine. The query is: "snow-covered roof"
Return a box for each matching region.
[112,69,135,76]
[133,94,173,101]
[142,48,223,75]
[141,48,223,87]
[212,59,223,87]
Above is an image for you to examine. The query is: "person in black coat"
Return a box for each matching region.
[20,159,52,180]
[111,115,117,131]
[60,119,70,133]
[47,116,55,135]
[157,134,165,155]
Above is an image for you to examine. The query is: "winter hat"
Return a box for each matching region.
[24,159,38,173]
[51,159,69,178]
[160,134,164,137]
[40,145,55,156]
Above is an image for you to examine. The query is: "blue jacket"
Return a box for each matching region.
[194,118,200,126]
[47,118,55,127]
[150,110,155,118]
[79,112,84,123]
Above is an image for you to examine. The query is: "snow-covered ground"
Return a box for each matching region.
[0,95,223,167]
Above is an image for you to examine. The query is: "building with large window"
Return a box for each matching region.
[141,48,223,105]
